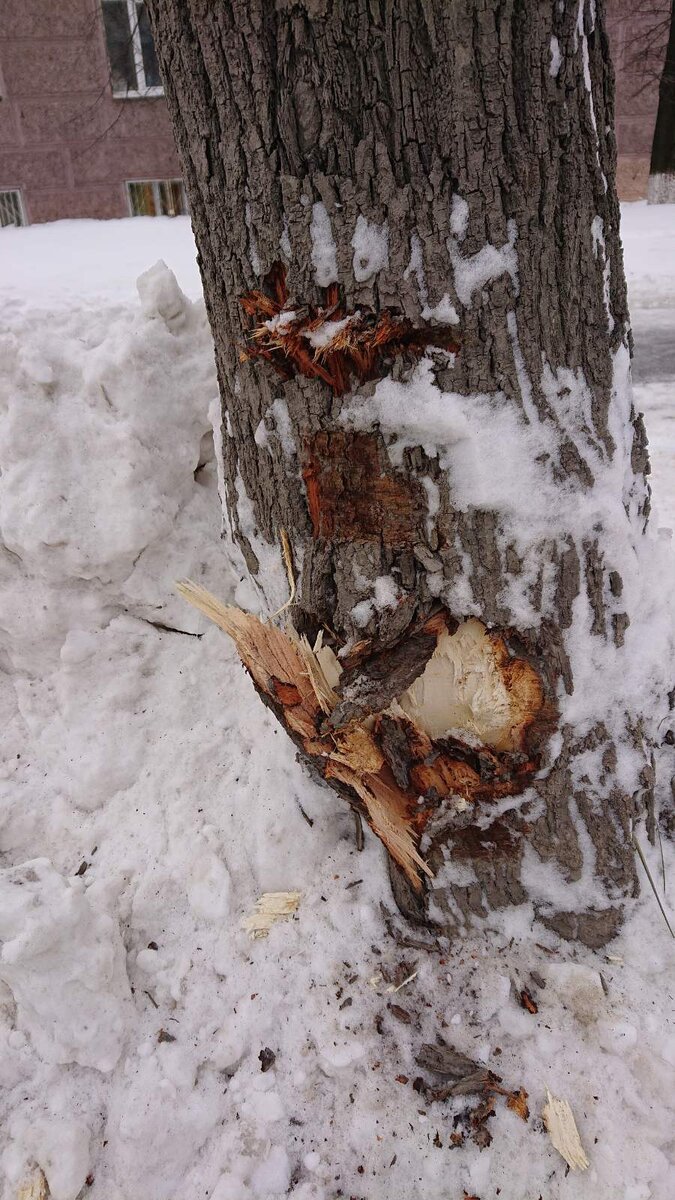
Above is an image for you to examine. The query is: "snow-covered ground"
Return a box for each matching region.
[0,206,673,1200]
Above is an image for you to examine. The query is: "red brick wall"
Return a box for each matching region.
[0,0,181,222]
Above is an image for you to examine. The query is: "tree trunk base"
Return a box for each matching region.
[647,172,675,204]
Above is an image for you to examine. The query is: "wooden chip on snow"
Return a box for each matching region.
[542,1089,589,1170]
[17,1171,49,1200]
[506,1087,530,1121]
[243,891,302,939]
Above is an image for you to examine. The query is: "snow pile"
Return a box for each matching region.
[0,859,131,1071]
[0,211,673,1200]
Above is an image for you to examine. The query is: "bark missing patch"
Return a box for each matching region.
[302,430,427,545]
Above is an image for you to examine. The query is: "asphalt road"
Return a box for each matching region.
[631,310,675,384]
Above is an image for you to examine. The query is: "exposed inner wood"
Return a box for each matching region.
[177,581,550,892]
[302,431,427,546]
[398,619,548,754]
[240,262,460,396]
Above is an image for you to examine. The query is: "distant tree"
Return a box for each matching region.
[147,0,662,947]
[649,1,675,200]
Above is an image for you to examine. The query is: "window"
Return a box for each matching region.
[102,1,162,96]
[126,180,187,217]
[0,190,26,227]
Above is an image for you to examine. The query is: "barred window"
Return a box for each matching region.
[0,190,26,228]
[102,1,162,97]
[126,180,187,217]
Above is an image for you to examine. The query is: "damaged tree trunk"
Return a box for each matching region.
[148,0,659,946]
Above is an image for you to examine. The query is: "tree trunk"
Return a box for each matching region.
[648,1,675,203]
[147,0,658,947]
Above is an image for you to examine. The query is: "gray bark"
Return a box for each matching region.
[147,0,654,945]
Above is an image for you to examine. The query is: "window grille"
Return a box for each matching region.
[126,180,187,217]
[0,190,26,227]
[102,1,162,97]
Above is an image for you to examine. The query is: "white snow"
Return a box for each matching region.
[549,35,562,78]
[0,216,201,306]
[591,215,614,331]
[309,202,338,287]
[304,314,354,350]
[621,202,675,307]
[403,231,428,305]
[449,218,519,307]
[270,397,295,459]
[351,214,389,282]
[421,294,460,324]
[450,194,470,241]
[0,859,131,1071]
[0,206,674,1200]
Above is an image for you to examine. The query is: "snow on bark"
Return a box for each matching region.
[647,173,675,204]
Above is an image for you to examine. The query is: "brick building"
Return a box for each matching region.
[0,0,670,226]
[0,0,182,225]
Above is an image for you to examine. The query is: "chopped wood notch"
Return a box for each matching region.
[302,430,427,545]
[176,583,551,891]
[239,262,460,395]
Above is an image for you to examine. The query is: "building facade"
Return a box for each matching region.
[0,0,183,224]
[0,0,670,226]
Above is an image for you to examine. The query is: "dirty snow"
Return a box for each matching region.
[0,208,674,1200]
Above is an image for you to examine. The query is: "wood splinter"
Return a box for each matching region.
[239,262,460,395]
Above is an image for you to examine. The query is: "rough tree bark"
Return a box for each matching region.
[648,0,675,202]
[147,0,658,947]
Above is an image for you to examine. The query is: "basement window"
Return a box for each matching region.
[126,179,187,217]
[102,1,162,96]
[0,189,26,227]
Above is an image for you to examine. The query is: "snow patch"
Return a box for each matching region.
[422,294,460,325]
[591,215,614,332]
[549,35,562,77]
[450,194,470,241]
[309,202,338,287]
[449,219,518,307]
[304,314,354,350]
[0,859,131,1070]
[6,1117,90,1200]
[403,231,428,306]
[137,260,191,331]
[271,397,295,458]
[351,215,389,282]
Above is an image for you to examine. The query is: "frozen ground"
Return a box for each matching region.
[0,206,674,1200]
